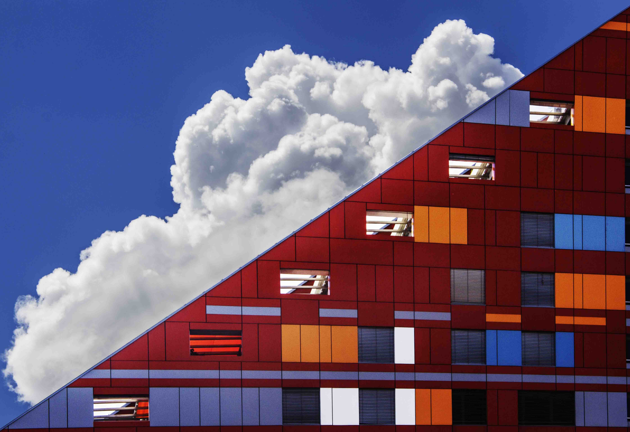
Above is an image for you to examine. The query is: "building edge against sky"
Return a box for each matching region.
[5,4,630,431]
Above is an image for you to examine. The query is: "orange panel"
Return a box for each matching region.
[431,389,452,425]
[582,274,605,309]
[606,275,625,310]
[582,96,606,133]
[282,324,301,362]
[319,325,332,363]
[600,22,628,31]
[606,98,626,135]
[486,314,521,323]
[450,208,467,245]
[574,316,606,326]
[429,207,450,244]
[300,325,319,362]
[331,325,358,363]
[555,316,573,325]
[573,274,583,309]
[555,273,573,308]
[414,206,429,243]
[415,389,431,425]
[574,96,583,131]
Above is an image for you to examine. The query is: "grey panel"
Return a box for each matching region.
[395,372,415,381]
[320,371,358,380]
[111,369,148,379]
[242,370,282,379]
[509,90,530,127]
[415,311,451,321]
[179,387,200,427]
[282,371,319,380]
[220,387,242,425]
[394,311,414,320]
[576,375,607,384]
[220,370,241,379]
[206,305,241,315]
[200,387,220,426]
[496,91,510,125]
[259,387,283,425]
[67,387,93,428]
[522,374,555,383]
[150,369,219,379]
[575,391,584,427]
[359,371,395,380]
[49,389,68,428]
[452,373,486,382]
[243,388,260,426]
[319,308,357,318]
[584,391,607,426]
[607,392,627,427]
[487,374,521,382]
[83,369,110,379]
[464,99,496,124]
[150,387,180,426]
[9,402,48,429]
[242,306,281,316]
[416,372,452,381]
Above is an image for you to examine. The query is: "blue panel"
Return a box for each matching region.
[583,216,606,251]
[200,388,220,426]
[49,390,68,428]
[68,387,93,428]
[496,92,510,125]
[584,392,607,426]
[509,90,530,127]
[497,330,521,366]
[180,388,200,427]
[575,392,585,426]
[606,217,625,252]
[220,387,242,426]
[260,387,283,425]
[243,388,260,426]
[9,402,49,429]
[608,392,628,426]
[573,215,583,250]
[486,330,497,365]
[150,387,180,427]
[555,332,574,367]
[555,214,573,249]
[464,99,496,124]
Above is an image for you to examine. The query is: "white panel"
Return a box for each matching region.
[320,388,333,425]
[395,327,415,364]
[332,388,359,425]
[67,387,93,428]
[395,388,415,425]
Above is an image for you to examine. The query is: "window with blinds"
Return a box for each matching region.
[280,269,330,295]
[366,210,413,237]
[626,276,630,304]
[451,269,485,304]
[529,100,574,125]
[282,388,320,425]
[626,334,630,362]
[626,218,630,246]
[521,273,555,307]
[452,389,487,425]
[518,391,575,425]
[521,332,555,366]
[93,396,149,421]
[189,329,242,356]
[358,327,395,363]
[625,159,630,188]
[451,330,486,365]
[449,154,495,180]
[521,213,554,248]
[359,389,395,425]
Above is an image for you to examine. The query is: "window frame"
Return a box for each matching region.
[280,269,330,295]
[449,153,495,181]
[521,331,556,367]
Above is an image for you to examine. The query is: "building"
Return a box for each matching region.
[5,7,630,432]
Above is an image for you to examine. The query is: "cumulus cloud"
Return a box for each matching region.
[3,19,522,405]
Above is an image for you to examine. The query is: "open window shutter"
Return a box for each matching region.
[282,389,320,424]
[359,389,394,425]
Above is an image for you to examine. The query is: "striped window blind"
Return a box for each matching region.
[282,388,321,425]
[521,273,555,307]
[359,389,395,425]
[451,269,485,304]
[358,327,395,364]
[522,332,555,366]
[521,213,554,247]
[451,330,486,365]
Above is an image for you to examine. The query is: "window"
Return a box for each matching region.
[451,269,485,304]
[359,389,395,425]
[521,273,555,307]
[521,213,554,248]
[452,390,487,425]
[518,391,575,426]
[358,327,394,363]
[280,269,329,295]
[530,100,574,125]
[190,329,242,356]
[625,160,630,191]
[522,332,555,366]
[626,334,630,362]
[93,396,149,421]
[451,330,485,365]
[366,210,413,237]
[282,388,320,424]
[449,154,495,180]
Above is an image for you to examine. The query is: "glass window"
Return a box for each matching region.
[280,269,329,295]
[452,389,487,425]
[521,273,555,307]
[449,154,495,180]
[451,269,485,304]
[94,396,149,421]
[366,210,413,237]
[359,389,395,425]
[282,388,320,425]
[189,329,242,356]
[521,213,554,248]
[529,100,574,125]
[451,330,486,365]
[522,332,555,366]
[358,327,395,363]
[518,391,575,426]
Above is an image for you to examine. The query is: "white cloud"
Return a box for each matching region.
[3,19,522,405]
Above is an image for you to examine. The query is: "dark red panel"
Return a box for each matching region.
[148,323,165,361]
[394,266,414,303]
[428,145,449,182]
[295,237,329,263]
[607,37,626,74]
[495,211,520,247]
[347,179,381,203]
[521,128,553,153]
[242,263,257,298]
[429,267,450,304]
[521,308,555,332]
[575,40,583,71]
[358,302,394,327]
[358,265,376,302]
[607,73,626,99]
[573,251,606,275]
[607,194,625,217]
[281,299,318,325]
[381,179,414,205]
[537,153,554,189]
[257,260,280,299]
[259,237,295,261]
[520,152,537,188]
[486,270,497,306]
[383,157,414,180]
[511,68,543,92]
[463,123,495,149]
[574,332,584,367]
[554,154,573,190]
[487,390,498,425]
[606,310,626,334]
[330,263,358,301]
[496,271,520,307]
[521,188,554,213]
[415,181,450,206]
[555,250,573,273]
[394,242,413,267]
[582,36,606,73]
[606,158,625,193]
[414,147,428,181]
[414,243,450,268]
[573,155,583,191]
[497,390,519,426]
[451,305,485,329]
[607,134,625,158]
[574,132,605,157]
[546,46,574,70]
[258,324,281,362]
[583,333,606,368]
[485,186,520,211]
[430,328,451,364]
[165,322,189,361]
[167,298,206,323]
[582,156,606,192]
[414,267,430,304]
[555,190,573,214]
[449,183,485,209]
[606,252,625,275]
[375,265,394,303]
[496,126,520,151]
[486,247,520,271]
[495,150,520,187]
[575,71,605,97]
[330,239,393,265]
[554,130,573,154]
[467,209,485,245]
[415,328,431,364]
[207,272,241,298]
[573,192,605,216]
[485,210,496,246]
[297,213,329,238]
[607,334,626,368]
[432,123,464,146]
[451,245,485,269]
[521,248,554,273]
[330,203,345,238]
[543,68,574,94]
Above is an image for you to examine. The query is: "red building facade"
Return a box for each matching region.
[6,8,630,432]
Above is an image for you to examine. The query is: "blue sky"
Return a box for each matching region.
[0,0,628,424]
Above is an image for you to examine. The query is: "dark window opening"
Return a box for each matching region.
[521,213,554,248]
[93,396,149,421]
[522,332,555,366]
[521,273,555,307]
[282,388,320,425]
[451,330,486,365]
[518,391,575,426]
[449,153,495,181]
[451,269,485,304]
[530,100,574,125]
[359,389,395,425]
[190,329,242,356]
[452,389,487,425]
[359,327,394,363]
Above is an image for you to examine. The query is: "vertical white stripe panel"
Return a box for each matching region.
[320,388,333,425]
[332,388,359,425]
[395,327,415,364]
[395,388,416,425]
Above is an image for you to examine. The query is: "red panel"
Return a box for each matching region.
[537,153,554,189]
[330,204,345,238]
[521,128,553,153]
[450,245,485,269]
[575,72,605,97]
[543,68,574,94]
[574,132,605,157]
[347,179,381,203]
[607,334,626,368]
[486,270,497,306]
[512,68,544,91]
[463,123,495,149]
[330,263,358,301]
[414,147,428,181]
[383,157,413,180]
[607,193,625,217]
[358,265,375,302]
[165,322,189,361]
[497,390,519,426]
[207,272,241,298]
[485,186,520,211]
[258,324,281,362]
[259,237,295,261]
[429,268,450,304]
[415,328,431,364]
[451,305,485,329]
[467,209,485,245]
[449,183,485,209]
[296,237,329,263]
[555,190,573,214]
[521,308,555,332]
[607,310,626,334]
[111,335,148,361]
[575,40,583,71]
[496,126,520,151]
[297,213,329,238]
[573,156,583,191]
[606,134,625,158]
[257,260,280,299]
[487,390,498,425]
[414,243,450,268]
[521,248,555,273]
[394,242,413,267]
[574,332,584,368]
[415,181,450,206]
[486,247,520,271]
[546,47,574,70]
[375,265,394,303]
[607,37,626,74]
[428,145,449,182]
[573,251,606,275]
[606,251,625,274]
[358,302,394,327]
[583,36,606,73]
[414,267,430,304]
[496,271,520,307]
[554,130,573,154]
[607,73,626,99]
[381,179,413,205]
[431,123,464,147]
[583,333,606,368]
[495,150,520,187]
[521,189,554,213]
[242,263,257,298]
[330,239,393,265]
[148,323,165,361]
[485,210,496,246]
[555,250,573,273]
[495,211,520,247]
[582,157,605,192]
[394,266,414,303]
[430,329,451,364]
[554,154,573,190]
[574,192,605,216]
[281,299,318,325]
[606,158,625,193]
[520,152,537,188]
[345,201,366,240]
